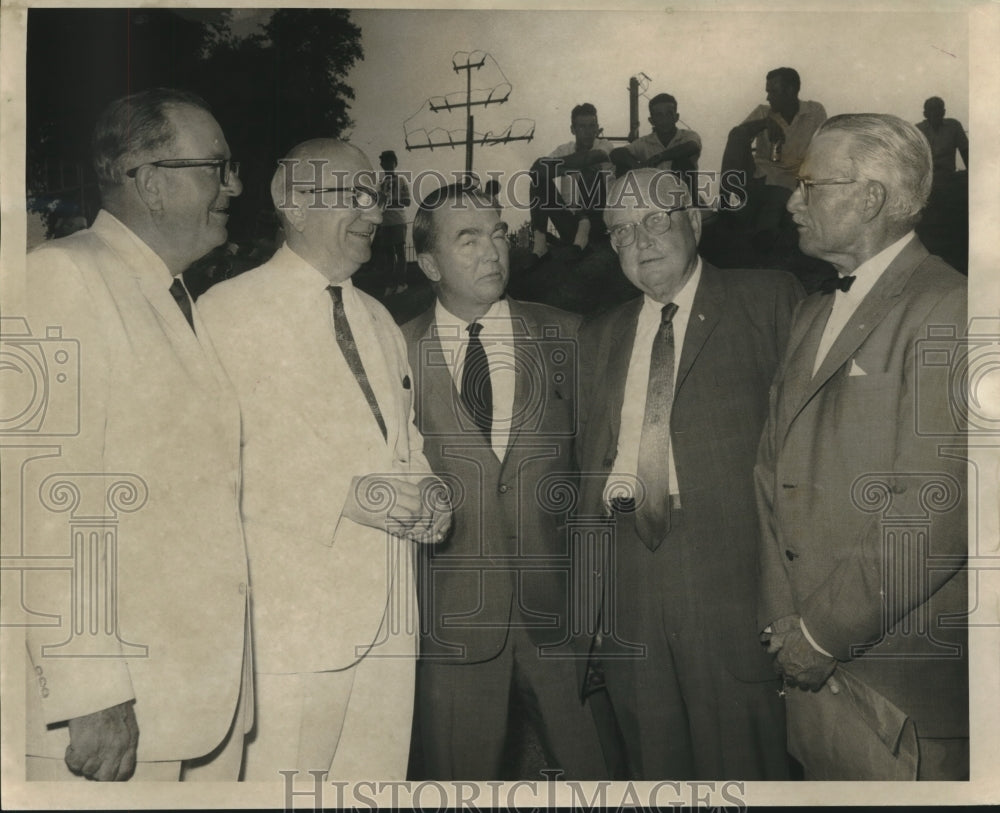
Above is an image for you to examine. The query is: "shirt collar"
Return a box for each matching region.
[92,209,175,288]
[841,231,915,303]
[276,242,359,296]
[640,256,702,320]
[434,296,510,338]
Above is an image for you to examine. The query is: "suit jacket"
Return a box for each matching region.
[576,262,803,680]
[755,236,968,741]
[198,244,432,674]
[22,211,250,761]
[401,299,581,663]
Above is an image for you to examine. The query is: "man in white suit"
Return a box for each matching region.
[198,139,450,780]
[24,88,251,781]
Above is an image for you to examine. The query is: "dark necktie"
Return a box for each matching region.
[328,285,387,441]
[461,321,493,440]
[819,274,856,294]
[635,302,679,551]
[169,277,195,333]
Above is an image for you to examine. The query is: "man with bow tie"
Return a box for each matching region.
[756,114,968,780]
[198,139,450,779]
[401,183,609,779]
[575,168,803,778]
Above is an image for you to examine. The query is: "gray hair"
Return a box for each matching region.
[92,87,212,190]
[815,113,933,226]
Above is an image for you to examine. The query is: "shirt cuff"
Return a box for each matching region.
[799,618,834,658]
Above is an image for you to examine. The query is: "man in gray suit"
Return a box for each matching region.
[756,114,968,780]
[575,168,802,778]
[401,184,608,779]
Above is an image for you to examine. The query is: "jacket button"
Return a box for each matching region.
[41,688,50,698]
[499,484,509,494]
[785,549,798,561]
[238,582,247,594]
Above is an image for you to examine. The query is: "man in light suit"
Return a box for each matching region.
[23,88,251,781]
[198,139,449,780]
[756,114,968,780]
[575,168,802,778]
[401,184,608,779]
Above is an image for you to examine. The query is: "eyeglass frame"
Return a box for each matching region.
[299,185,386,211]
[608,205,690,248]
[794,176,857,205]
[125,158,240,185]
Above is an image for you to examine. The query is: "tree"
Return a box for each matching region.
[26,8,365,247]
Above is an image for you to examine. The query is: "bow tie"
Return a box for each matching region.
[819,274,856,294]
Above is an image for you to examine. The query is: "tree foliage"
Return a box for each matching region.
[26,8,365,244]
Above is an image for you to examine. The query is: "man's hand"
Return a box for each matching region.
[344,474,452,544]
[65,701,138,781]
[763,614,840,694]
[771,625,838,692]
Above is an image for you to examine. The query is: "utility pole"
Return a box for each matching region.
[404,51,534,177]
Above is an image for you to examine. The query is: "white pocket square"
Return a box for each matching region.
[848,359,867,377]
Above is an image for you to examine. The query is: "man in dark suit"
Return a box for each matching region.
[575,168,803,779]
[756,114,968,780]
[401,184,608,779]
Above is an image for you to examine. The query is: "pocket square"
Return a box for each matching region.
[848,359,867,377]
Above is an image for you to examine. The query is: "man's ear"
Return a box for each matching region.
[132,165,164,212]
[861,180,888,223]
[417,252,441,282]
[281,200,308,233]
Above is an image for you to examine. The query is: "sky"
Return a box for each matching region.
[333,5,970,228]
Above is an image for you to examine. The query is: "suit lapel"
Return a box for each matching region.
[781,237,925,439]
[675,263,724,396]
[604,298,643,449]
[504,300,537,460]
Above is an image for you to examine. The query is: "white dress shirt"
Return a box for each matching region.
[432,297,516,460]
[813,232,915,376]
[604,259,703,508]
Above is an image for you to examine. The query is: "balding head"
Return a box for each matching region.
[271,139,383,282]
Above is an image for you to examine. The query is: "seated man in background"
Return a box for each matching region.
[722,67,826,248]
[528,102,614,263]
[610,93,701,199]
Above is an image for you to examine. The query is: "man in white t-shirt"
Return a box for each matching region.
[528,102,615,261]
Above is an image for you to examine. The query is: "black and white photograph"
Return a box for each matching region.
[1,1,997,809]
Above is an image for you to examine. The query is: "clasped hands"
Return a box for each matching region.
[345,473,452,544]
[761,613,840,694]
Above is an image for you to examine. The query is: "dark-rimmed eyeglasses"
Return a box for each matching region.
[125,158,240,185]
[608,206,689,248]
[301,186,385,211]
[794,176,857,205]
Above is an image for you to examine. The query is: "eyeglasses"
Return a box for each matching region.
[125,158,240,185]
[794,176,857,205]
[608,206,689,248]
[301,186,385,211]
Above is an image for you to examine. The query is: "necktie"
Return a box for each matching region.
[635,302,678,551]
[328,285,387,441]
[461,321,493,440]
[169,278,195,333]
[819,274,856,294]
